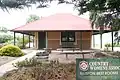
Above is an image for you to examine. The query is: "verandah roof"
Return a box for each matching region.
[12,13,93,31]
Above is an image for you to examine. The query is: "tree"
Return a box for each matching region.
[0,26,13,44]
[74,0,120,30]
[0,0,73,10]
[0,26,8,33]
[0,34,13,43]
[0,0,53,10]
[26,14,40,23]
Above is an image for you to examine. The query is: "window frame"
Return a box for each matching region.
[61,31,75,42]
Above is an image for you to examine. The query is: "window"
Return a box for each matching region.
[61,31,75,42]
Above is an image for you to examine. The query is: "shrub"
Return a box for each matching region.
[13,58,42,67]
[0,44,24,57]
[105,43,111,47]
[2,60,76,80]
[104,43,120,47]
[0,77,5,80]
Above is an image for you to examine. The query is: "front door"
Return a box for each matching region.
[38,32,46,49]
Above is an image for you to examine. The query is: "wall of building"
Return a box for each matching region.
[34,32,38,49]
[34,31,92,50]
[47,32,60,49]
[47,31,92,50]
[76,32,92,50]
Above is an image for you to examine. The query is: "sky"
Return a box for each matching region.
[0,1,89,30]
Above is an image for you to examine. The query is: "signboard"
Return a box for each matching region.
[76,58,120,80]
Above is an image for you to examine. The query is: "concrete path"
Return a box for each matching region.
[0,49,40,76]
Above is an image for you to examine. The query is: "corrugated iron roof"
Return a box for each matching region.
[12,13,92,31]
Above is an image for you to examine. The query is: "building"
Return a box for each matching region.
[12,13,93,50]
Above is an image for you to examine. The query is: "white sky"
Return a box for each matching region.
[0,1,89,29]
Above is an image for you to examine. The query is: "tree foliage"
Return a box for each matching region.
[74,0,120,30]
[114,31,120,44]
[26,14,40,23]
[0,26,12,43]
[0,0,53,10]
[0,0,73,10]
[0,34,13,43]
[0,26,8,33]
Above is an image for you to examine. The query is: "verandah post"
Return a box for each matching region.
[23,33,24,49]
[111,30,114,51]
[14,32,16,45]
[46,32,48,48]
[33,36,34,47]
[93,35,95,48]
[80,31,82,51]
[29,34,30,48]
[100,31,102,49]
[92,31,95,48]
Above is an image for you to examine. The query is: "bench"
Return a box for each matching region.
[57,48,80,52]
[60,50,94,59]
[60,42,77,48]
[58,42,79,51]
